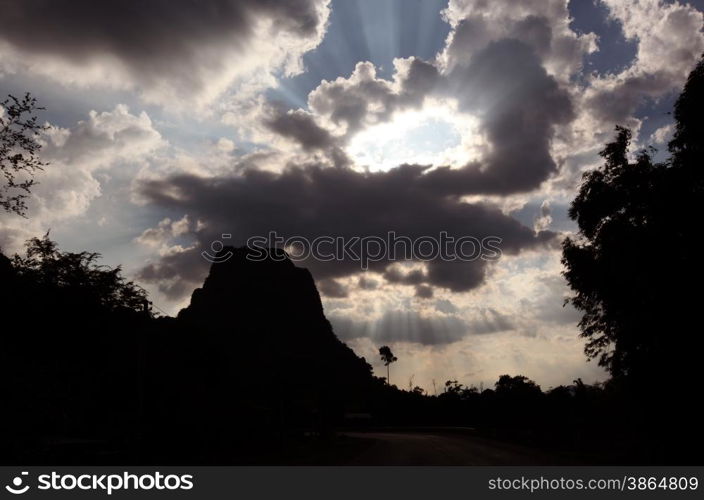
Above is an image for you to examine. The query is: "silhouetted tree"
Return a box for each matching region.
[494,375,542,398]
[11,232,149,313]
[444,379,463,395]
[562,56,704,388]
[379,345,397,385]
[440,380,480,401]
[669,55,704,171]
[0,93,48,216]
[411,386,425,396]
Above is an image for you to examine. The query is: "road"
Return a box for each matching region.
[338,431,573,465]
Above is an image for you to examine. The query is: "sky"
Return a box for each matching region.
[1,0,703,392]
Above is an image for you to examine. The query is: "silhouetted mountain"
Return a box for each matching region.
[179,246,373,396]
[179,247,369,375]
[140,247,375,461]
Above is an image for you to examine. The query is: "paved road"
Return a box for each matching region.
[339,431,571,465]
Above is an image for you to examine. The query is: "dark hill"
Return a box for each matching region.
[176,246,373,393]
[141,247,375,461]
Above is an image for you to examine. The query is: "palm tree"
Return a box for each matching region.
[378,346,398,386]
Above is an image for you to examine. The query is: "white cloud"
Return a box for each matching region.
[0,105,164,251]
[440,0,597,82]
[135,215,195,257]
[604,0,704,77]
[650,123,675,145]
[584,0,703,125]
[216,138,236,152]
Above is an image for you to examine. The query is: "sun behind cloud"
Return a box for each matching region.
[346,98,482,171]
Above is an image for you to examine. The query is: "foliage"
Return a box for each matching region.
[0,93,48,216]
[494,374,542,397]
[379,345,398,366]
[11,232,149,313]
[562,56,704,381]
[379,345,398,385]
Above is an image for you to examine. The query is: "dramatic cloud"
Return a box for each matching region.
[280,22,575,196]
[429,39,574,195]
[0,0,331,109]
[263,108,338,152]
[440,0,597,81]
[308,58,441,136]
[259,104,351,167]
[135,163,557,299]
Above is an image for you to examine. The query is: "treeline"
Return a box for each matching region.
[0,236,155,462]
[365,374,678,463]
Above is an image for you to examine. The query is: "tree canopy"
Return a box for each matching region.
[10,232,149,313]
[562,56,704,384]
[0,93,48,216]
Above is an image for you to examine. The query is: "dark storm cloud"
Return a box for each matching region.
[0,0,328,99]
[425,260,487,293]
[383,266,426,286]
[379,259,489,294]
[136,163,558,299]
[432,39,574,195]
[261,105,352,167]
[396,58,444,104]
[263,108,338,151]
[585,71,675,125]
[0,0,323,55]
[137,247,211,299]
